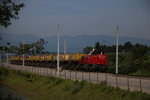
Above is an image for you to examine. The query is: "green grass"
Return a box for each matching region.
[0,67,150,100]
[0,92,22,100]
[131,69,150,77]
[0,67,9,81]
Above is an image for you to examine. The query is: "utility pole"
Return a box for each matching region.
[57,24,60,77]
[6,43,9,65]
[22,39,25,67]
[116,26,119,74]
[6,52,8,64]
[64,39,66,54]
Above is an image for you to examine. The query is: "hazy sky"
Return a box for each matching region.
[1,0,150,40]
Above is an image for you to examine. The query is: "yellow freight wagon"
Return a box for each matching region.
[10,53,86,69]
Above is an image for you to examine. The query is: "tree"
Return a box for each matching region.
[95,41,102,52]
[131,44,148,61]
[1,39,48,55]
[83,46,93,54]
[0,0,24,28]
[17,39,48,55]
[34,39,48,54]
[3,42,11,53]
[124,41,133,52]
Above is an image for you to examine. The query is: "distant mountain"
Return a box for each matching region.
[0,33,150,53]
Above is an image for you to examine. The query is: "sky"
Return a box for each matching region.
[1,0,150,40]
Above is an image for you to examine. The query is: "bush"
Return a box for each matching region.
[47,77,63,89]
[63,80,85,94]
[131,57,150,75]
[107,54,116,73]
[100,81,107,86]
[107,54,134,74]
[131,69,150,77]
[53,78,63,85]
[0,92,22,100]
[0,67,9,81]
[143,58,150,70]
[107,52,150,75]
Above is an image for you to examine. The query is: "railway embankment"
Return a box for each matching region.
[0,85,31,100]
[0,66,150,100]
[3,63,150,93]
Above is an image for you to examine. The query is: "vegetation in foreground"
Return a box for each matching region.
[0,67,150,100]
[0,92,22,100]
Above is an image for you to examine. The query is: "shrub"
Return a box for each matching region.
[0,93,22,100]
[64,80,85,94]
[0,67,9,81]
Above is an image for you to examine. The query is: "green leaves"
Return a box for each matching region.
[0,39,48,55]
[0,67,9,81]
[131,44,148,61]
[0,0,24,28]
[83,46,93,54]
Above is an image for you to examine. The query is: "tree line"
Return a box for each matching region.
[83,41,150,54]
[0,39,48,55]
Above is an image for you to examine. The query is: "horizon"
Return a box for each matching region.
[1,33,150,53]
[0,0,150,40]
[1,32,150,41]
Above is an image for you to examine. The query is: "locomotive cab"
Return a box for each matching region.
[79,49,107,72]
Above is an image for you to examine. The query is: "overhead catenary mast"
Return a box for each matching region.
[116,26,119,74]
[22,39,25,67]
[64,39,66,54]
[6,51,8,64]
[57,24,60,77]
[6,43,9,65]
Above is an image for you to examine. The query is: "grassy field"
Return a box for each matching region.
[0,67,150,100]
[131,69,150,77]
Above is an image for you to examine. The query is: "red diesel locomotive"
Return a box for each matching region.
[78,50,107,71]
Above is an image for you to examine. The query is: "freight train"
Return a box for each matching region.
[10,50,107,71]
